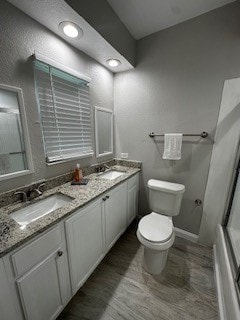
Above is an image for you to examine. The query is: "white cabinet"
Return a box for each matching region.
[0,258,22,320]
[65,181,128,295]
[104,182,127,251]
[65,198,104,294]
[11,225,71,320]
[1,172,139,320]
[127,174,139,226]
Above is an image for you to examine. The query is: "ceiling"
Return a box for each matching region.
[7,0,133,73]
[107,0,236,39]
[6,0,236,72]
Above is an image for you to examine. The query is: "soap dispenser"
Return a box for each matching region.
[74,163,83,182]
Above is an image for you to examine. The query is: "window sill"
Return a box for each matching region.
[96,152,113,158]
[0,169,34,181]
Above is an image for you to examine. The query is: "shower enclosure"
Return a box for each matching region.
[224,153,240,293]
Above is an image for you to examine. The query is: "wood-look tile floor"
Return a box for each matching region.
[58,223,218,320]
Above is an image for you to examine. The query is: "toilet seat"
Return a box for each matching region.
[137,213,175,251]
[138,212,173,243]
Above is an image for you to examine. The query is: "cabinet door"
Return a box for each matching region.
[0,259,22,320]
[127,174,139,226]
[17,247,69,320]
[105,182,127,251]
[65,198,104,294]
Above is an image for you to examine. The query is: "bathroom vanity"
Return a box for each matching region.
[0,164,140,320]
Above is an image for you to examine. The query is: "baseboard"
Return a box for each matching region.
[174,227,199,243]
[213,244,226,320]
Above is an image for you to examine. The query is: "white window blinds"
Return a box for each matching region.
[34,60,93,163]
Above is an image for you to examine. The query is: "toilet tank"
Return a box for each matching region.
[148,179,185,216]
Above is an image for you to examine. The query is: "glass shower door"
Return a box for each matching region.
[226,168,240,266]
[225,157,240,288]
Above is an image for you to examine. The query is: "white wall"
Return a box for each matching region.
[199,77,240,245]
[0,1,114,193]
[114,2,240,235]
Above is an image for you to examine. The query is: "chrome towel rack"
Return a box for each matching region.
[149,131,208,138]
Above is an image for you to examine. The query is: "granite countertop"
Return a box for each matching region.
[0,165,140,257]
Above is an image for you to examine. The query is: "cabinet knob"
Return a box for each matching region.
[57,250,63,257]
[106,195,110,199]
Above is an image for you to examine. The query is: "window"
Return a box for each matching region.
[34,60,93,163]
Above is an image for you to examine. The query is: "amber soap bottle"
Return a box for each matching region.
[74,164,83,182]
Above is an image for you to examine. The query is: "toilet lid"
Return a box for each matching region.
[139,213,173,243]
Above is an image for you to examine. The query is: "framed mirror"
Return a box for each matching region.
[0,84,33,181]
[95,107,113,158]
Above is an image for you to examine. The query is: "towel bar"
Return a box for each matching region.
[149,131,208,138]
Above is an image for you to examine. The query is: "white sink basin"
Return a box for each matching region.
[10,193,73,227]
[99,170,124,180]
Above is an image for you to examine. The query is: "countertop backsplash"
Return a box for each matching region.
[0,159,142,208]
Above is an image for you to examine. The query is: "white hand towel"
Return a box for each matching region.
[162,134,183,160]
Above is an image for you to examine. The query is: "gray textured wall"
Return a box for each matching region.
[114,2,240,235]
[0,1,114,193]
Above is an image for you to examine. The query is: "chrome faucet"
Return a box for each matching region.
[33,183,45,196]
[96,164,110,173]
[14,183,45,203]
[14,191,28,203]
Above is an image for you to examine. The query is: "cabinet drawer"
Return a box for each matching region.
[11,225,62,277]
[128,174,139,189]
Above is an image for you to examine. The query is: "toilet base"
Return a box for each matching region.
[143,247,169,275]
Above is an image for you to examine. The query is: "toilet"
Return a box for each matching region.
[137,179,185,275]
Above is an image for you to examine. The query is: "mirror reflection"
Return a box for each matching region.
[0,85,32,179]
[95,107,113,158]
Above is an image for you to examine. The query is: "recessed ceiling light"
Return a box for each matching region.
[107,59,121,67]
[59,21,83,39]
